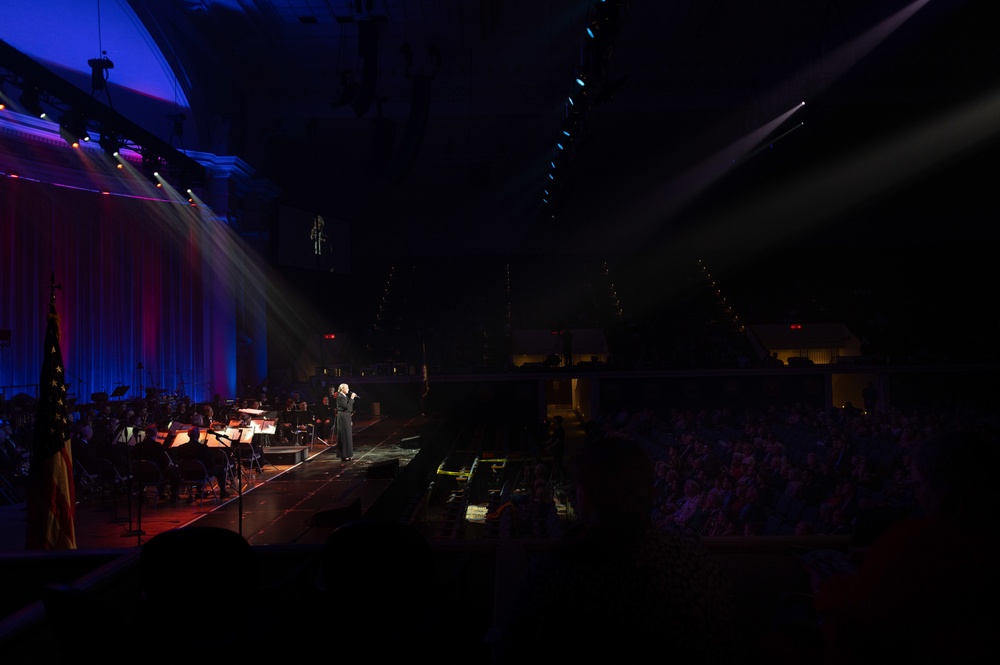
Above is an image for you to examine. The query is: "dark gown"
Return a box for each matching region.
[335,392,356,460]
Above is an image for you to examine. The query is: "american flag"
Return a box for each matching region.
[25,284,77,550]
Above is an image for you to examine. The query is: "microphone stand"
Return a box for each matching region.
[212,429,244,537]
[121,433,144,543]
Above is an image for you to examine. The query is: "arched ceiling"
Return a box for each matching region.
[5,0,999,260]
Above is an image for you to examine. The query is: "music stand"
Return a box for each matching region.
[110,385,129,400]
[115,426,135,445]
[209,429,246,537]
[121,428,144,543]
[249,420,278,470]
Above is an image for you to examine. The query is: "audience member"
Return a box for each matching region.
[695,488,726,536]
[133,526,257,658]
[862,381,878,415]
[318,520,437,659]
[543,414,567,480]
[491,435,739,663]
[793,520,816,536]
[809,426,1000,663]
[670,478,703,530]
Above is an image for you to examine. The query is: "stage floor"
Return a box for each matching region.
[0,416,427,552]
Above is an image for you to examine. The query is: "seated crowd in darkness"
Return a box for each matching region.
[583,397,997,539]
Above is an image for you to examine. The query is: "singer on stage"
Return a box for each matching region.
[335,383,357,462]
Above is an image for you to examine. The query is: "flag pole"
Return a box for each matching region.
[24,273,77,550]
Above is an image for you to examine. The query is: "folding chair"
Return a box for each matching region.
[177,458,218,505]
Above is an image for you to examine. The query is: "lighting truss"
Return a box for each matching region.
[0,39,205,187]
[540,0,630,218]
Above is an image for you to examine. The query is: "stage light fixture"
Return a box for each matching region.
[99,132,120,155]
[19,86,45,118]
[561,113,582,137]
[141,152,165,185]
[59,126,81,148]
[88,52,114,92]
[59,114,90,147]
[167,113,185,144]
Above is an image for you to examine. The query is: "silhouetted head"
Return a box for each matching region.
[911,426,998,528]
[572,436,653,529]
[322,519,433,625]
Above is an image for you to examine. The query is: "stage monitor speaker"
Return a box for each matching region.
[310,497,363,529]
[399,435,421,449]
[366,458,399,478]
[90,392,108,402]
